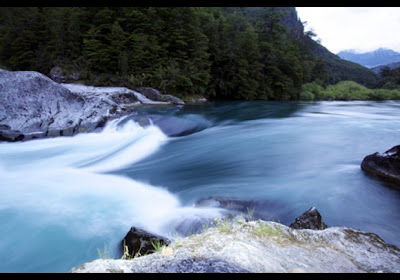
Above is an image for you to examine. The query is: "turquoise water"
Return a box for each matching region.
[1,101,400,272]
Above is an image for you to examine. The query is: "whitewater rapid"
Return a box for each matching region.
[0,117,223,272]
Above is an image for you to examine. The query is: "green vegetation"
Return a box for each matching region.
[377,66,400,90]
[97,243,111,260]
[121,239,135,260]
[150,239,165,253]
[246,207,256,221]
[204,217,234,234]
[251,222,282,238]
[0,7,383,101]
[299,81,400,101]
[215,217,234,233]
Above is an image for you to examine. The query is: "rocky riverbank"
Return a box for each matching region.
[71,204,400,273]
[71,220,400,273]
[0,69,185,142]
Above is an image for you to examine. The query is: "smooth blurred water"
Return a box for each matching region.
[1,101,400,272]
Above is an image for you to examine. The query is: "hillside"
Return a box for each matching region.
[338,48,400,68]
[301,36,379,87]
[0,7,380,100]
[372,61,400,74]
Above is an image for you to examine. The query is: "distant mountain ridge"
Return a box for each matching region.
[337,48,400,68]
[371,61,400,75]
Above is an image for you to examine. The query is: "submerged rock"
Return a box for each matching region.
[186,96,208,104]
[195,196,290,222]
[146,114,212,137]
[361,145,400,187]
[289,207,328,230]
[136,87,185,105]
[71,220,400,273]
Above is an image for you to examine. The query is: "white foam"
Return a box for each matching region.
[80,119,168,173]
[61,83,170,105]
[0,116,222,240]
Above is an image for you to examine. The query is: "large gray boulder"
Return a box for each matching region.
[361,145,400,187]
[71,220,400,273]
[0,69,166,141]
[0,69,96,141]
[0,69,192,142]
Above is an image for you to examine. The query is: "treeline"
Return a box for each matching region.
[0,7,380,100]
[377,66,400,89]
[300,81,400,101]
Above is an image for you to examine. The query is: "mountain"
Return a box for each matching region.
[371,61,400,75]
[299,36,379,87]
[338,48,400,68]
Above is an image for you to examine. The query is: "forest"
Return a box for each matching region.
[0,7,397,100]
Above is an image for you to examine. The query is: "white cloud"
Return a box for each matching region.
[296,7,400,54]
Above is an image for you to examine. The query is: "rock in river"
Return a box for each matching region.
[0,69,94,141]
[289,207,328,230]
[136,87,185,105]
[122,227,170,257]
[0,69,181,142]
[361,145,400,187]
[195,196,290,222]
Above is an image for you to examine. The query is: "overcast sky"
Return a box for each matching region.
[296,7,400,54]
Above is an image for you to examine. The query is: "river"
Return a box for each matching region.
[0,100,400,272]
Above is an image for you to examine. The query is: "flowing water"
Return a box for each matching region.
[1,100,400,272]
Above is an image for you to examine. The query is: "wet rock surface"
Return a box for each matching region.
[71,203,400,273]
[0,69,185,142]
[0,69,94,141]
[71,219,400,273]
[361,145,400,187]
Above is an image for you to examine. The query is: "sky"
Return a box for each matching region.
[296,7,400,54]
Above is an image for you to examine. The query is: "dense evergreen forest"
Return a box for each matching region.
[0,7,387,100]
[377,66,400,89]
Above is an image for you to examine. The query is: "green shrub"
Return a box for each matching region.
[382,82,400,90]
[368,89,393,100]
[301,81,324,99]
[97,243,111,259]
[299,90,314,100]
[251,222,282,238]
[322,81,369,100]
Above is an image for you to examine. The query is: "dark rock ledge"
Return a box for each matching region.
[121,203,328,259]
[122,227,171,258]
[289,206,328,230]
[361,145,400,187]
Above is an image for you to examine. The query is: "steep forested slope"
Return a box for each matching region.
[0,7,379,100]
